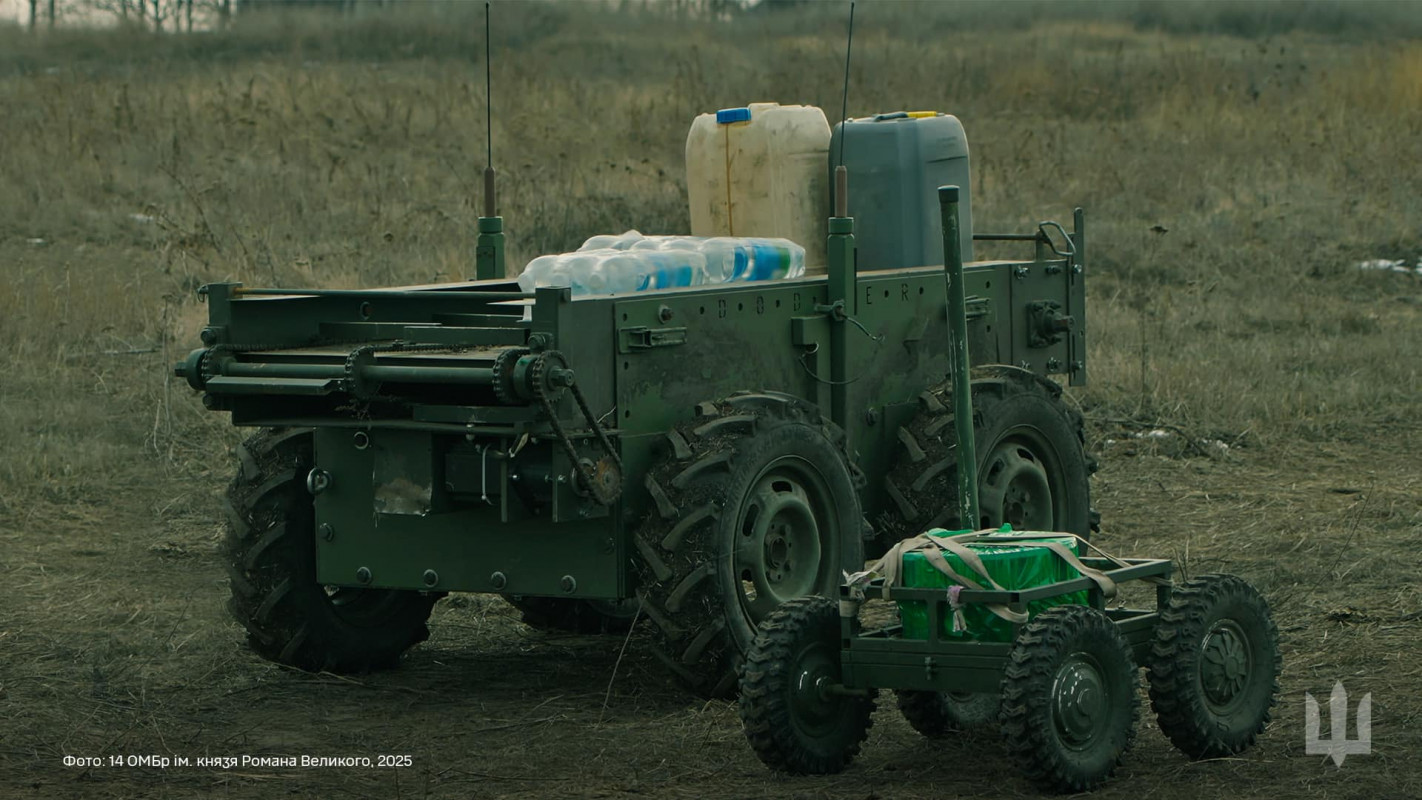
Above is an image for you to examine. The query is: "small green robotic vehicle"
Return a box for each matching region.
[735,187,1281,793]
[178,105,1106,698]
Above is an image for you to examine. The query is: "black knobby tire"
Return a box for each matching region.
[1147,574,1281,759]
[895,689,1000,736]
[503,595,638,635]
[634,393,865,697]
[1000,605,1139,793]
[224,428,438,672]
[881,367,1095,543]
[739,597,876,774]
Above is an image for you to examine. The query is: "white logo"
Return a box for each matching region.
[1305,681,1371,766]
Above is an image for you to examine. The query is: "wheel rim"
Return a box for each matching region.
[1051,652,1110,750]
[733,457,833,624]
[1199,619,1253,713]
[979,436,1056,530]
[789,639,847,738]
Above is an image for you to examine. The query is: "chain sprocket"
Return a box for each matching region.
[529,350,623,506]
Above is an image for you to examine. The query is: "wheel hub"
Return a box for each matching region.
[1200,620,1251,710]
[1052,654,1109,748]
[980,443,1054,530]
[790,645,844,734]
[735,467,826,620]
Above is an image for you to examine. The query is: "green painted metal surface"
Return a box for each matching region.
[939,185,979,530]
[475,216,506,281]
[180,217,1085,598]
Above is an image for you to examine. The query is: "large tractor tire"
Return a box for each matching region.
[881,366,1096,729]
[223,428,438,672]
[882,366,1095,540]
[634,393,865,697]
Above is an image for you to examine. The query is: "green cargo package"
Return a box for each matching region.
[898,529,1088,642]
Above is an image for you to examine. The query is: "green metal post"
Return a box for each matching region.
[475,217,505,280]
[475,167,506,280]
[826,165,856,434]
[938,185,978,529]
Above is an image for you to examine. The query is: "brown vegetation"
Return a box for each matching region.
[0,3,1418,798]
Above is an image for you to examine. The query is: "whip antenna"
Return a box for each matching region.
[473,0,505,281]
[483,1,496,217]
[834,1,855,216]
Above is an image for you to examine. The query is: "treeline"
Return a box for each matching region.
[10,1,1422,43]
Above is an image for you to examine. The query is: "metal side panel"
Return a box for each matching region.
[311,428,621,598]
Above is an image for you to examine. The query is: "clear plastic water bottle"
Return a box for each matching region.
[517,254,560,293]
[579,230,644,251]
[523,234,804,295]
[748,239,803,281]
[646,250,707,289]
[703,237,751,282]
[597,252,650,293]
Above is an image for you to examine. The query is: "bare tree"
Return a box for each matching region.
[28,0,38,31]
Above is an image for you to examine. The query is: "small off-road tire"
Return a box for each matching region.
[1147,574,1281,759]
[1000,605,1139,793]
[503,595,638,635]
[739,597,876,774]
[895,690,1000,736]
[634,392,865,697]
[224,428,438,672]
[880,366,1095,543]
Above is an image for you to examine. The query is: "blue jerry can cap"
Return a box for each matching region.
[716,107,752,124]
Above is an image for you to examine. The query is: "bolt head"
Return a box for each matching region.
[201,394,218,409]
[200,327,218,346]
[422,569,439,588]
[319,523,335,541]
[560,575,577,593]
[490,571,507,590]
[355,567,372,584]
[306,469,333,496]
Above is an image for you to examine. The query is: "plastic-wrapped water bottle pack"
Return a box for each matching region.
[517,231,806,296]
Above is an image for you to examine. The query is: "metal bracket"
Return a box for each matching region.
[1026,300,1075,349]
[617,326,688,354]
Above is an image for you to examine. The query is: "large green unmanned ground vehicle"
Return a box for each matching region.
[176,106,1094,699]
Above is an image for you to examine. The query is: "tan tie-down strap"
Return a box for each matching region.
[845,530,1126,626]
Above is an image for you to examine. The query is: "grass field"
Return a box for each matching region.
[1,2,1419,798]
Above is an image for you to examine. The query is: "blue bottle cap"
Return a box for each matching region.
[716,107,752,124]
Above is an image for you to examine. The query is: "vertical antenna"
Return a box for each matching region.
[834,1,855,217]
[836,1,855,170]
[474,0,506,281]
[483,0,496,218]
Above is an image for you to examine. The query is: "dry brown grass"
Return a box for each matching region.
[1,3,1419,798]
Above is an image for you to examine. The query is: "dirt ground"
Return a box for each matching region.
[3,417,1418,800]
